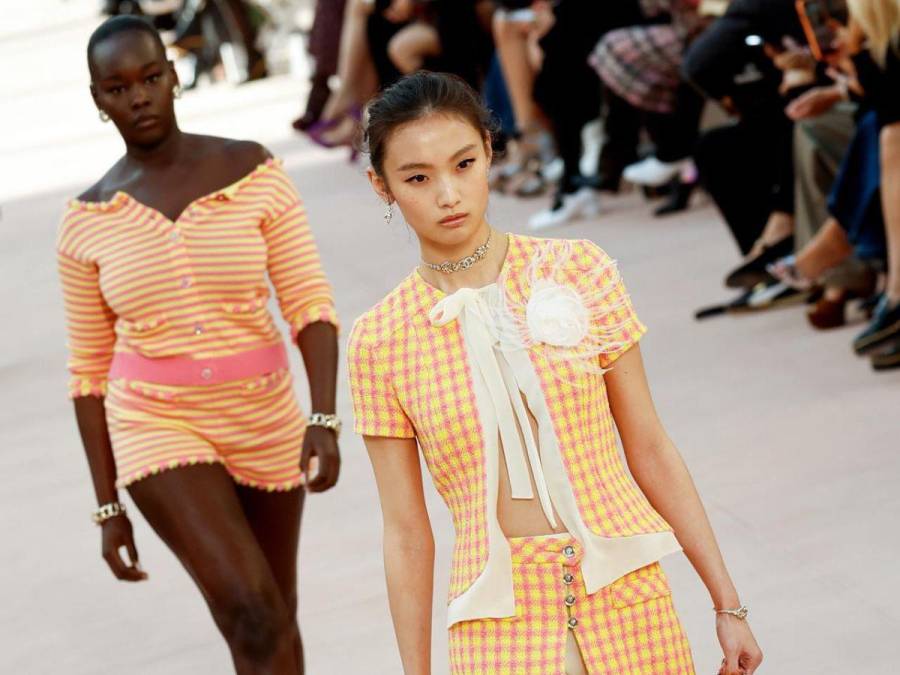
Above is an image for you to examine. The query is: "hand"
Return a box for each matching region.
[785,85,843,120]
[716,614,763,675]
[765,37,817,94]
[301,425,341,492]
[101,515,147,582]
[384,0,415,23]
[766,36,815,73]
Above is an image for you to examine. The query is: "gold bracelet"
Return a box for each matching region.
[92,501,126,525]
[714,605,749,620]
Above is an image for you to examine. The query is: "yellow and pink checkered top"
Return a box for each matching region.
[348,234,681,627]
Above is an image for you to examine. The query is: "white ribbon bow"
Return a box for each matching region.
[429,287,557,528]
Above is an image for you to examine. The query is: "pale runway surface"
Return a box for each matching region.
[2,4,898,674]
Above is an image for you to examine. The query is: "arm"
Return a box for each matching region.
[363,435,434,675]
[296,321,341,491]
[58,248,145,581]
[260,168,341,491]
[604,345,762,675]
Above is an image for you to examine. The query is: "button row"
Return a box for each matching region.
[563,545,577,630]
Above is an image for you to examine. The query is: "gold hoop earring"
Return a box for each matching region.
[98,110,110,122]
[384,202,394,225]
[173,84,182,99]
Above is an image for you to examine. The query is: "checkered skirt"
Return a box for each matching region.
[449,535,695,674]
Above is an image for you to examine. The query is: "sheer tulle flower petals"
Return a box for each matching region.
[526,283,590,347]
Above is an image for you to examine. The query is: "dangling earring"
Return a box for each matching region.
[98,109,110,122]
[173,84,182,99]
[384,201,394,225]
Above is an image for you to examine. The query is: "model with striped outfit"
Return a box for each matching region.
[347,72,763,675]
[57,17,340,673]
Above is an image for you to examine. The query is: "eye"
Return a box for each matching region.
[108,85,125,95]
[146,73,161,83]
[405,174,428,184]
[458,158,476,170]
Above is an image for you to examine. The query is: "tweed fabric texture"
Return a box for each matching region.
[349,235,674,610]
[449,535,695,674]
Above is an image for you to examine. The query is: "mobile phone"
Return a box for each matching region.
[505,8,537,22]
[795,0,840,60]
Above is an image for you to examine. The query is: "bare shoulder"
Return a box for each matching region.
[191,134,272,177]
[75,157,129,203]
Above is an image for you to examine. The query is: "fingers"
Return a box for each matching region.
[722,652,743,675]
[741,647,764,674]
[306,447,341,492]
[102,520,148,582]
[301,429,341,492]
[103,543,147,582]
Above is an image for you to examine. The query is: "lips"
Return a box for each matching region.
[439,213,468,226]
[134,115,160,129]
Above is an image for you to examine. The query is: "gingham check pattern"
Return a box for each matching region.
[449,535,694,674]
[348,235,672,602]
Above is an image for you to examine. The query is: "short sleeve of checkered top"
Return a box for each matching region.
[575,239,648,369]
[347,316,416,439]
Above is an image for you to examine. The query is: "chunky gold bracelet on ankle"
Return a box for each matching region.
[92,501,126,525]
[714,605,749,620]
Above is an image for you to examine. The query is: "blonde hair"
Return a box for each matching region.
[848,0,900,65]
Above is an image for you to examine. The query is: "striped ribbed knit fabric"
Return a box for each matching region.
[57,158,337,398]
[57,159,337,489]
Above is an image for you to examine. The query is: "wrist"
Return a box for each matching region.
[92,501,127,525]
[307,412,342,437]
[711,585,740,611]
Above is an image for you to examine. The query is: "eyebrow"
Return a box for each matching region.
[396,143,478,172]
[98,61,161,82]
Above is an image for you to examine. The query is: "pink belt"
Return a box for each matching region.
[108,343,289,386]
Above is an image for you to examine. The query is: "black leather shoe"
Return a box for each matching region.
[871,337,900,371]
[724,235,794,289]
[853,295,900,354]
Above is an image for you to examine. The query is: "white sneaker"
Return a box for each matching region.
[623,156,690,187]
[528,187,600,230]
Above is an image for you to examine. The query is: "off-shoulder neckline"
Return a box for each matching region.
[66,157,283,215]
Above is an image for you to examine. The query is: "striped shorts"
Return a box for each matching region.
[449,535,695,674]
[105,368,305,491]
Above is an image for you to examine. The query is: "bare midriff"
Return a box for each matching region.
[497,391,568,538]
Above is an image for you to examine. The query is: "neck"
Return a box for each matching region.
[125,125,185,167]
[418,223,508,294]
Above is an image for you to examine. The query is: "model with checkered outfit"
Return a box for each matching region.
[347,72,763,675]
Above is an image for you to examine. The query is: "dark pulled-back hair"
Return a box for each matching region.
[363,71,498,176]
[87,15,166,76]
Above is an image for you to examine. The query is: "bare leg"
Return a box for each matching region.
[747,211,794,259]
[128,465,301,674]
[493,14,539,132]
[565,631,589,675]
[387,22,440,75]
[795,217,854,280]
[236,485,305,669]
[321,0,379,122]
[881,124,900,301]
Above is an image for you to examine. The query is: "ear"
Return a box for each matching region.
[366,167,393,204]
[483,131,494,167]
[168,60,180,86]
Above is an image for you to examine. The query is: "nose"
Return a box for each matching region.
[436,176,461,209]
[130,83,151,109]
